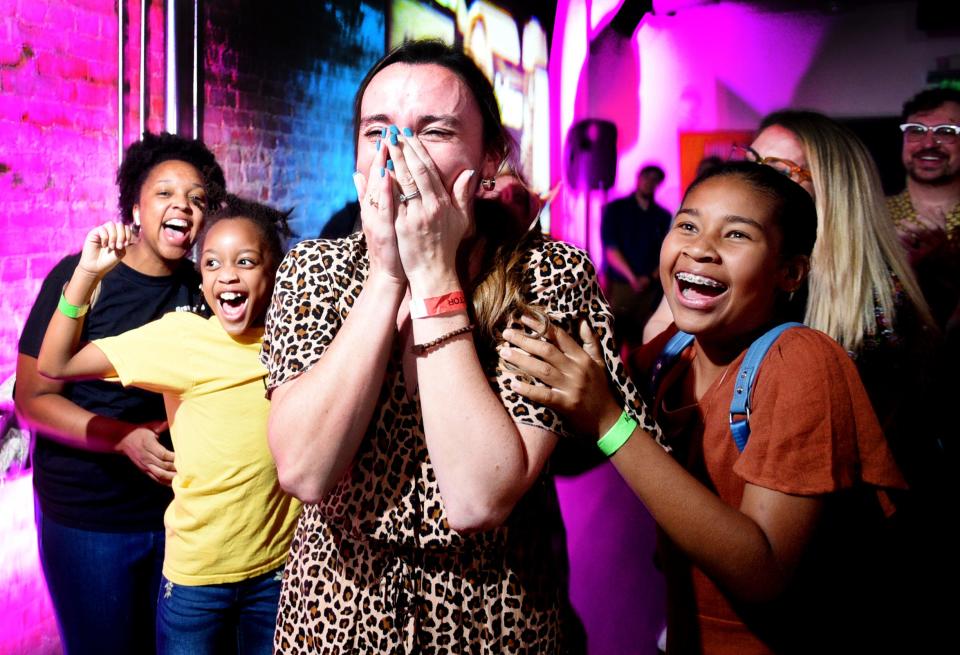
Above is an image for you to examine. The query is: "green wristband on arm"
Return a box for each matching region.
[596,410,638,457]
[58,291,90,318]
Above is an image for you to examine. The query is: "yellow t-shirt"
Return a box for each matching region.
[95,312,300,585]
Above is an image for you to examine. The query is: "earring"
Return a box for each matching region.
[133,209,141,226]
[480,178,496,191]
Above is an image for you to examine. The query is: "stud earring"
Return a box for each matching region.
[480,178,496,191]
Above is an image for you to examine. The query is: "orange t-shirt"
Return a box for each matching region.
[633,326,906,655]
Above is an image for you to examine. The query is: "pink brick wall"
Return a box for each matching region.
[1,0,381,378]
[0,0,165,380]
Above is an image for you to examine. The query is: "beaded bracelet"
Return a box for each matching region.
[596,410,637,457]
[411,324,474,356]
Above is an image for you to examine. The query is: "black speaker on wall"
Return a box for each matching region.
[566,119,617,191]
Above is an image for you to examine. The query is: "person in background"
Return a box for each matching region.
[15,132,224,654]
[601,164,671,347]
[887,87,960,332]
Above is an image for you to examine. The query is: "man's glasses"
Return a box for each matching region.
[730,145,812,184]
[900,123,960,144]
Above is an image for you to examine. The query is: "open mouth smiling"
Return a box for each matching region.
[161,218,193,248]
[675,271,728,301]
[163,218,191,233]
[217,290,248,321]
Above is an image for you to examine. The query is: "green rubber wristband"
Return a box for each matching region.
[58,291,89,318]
[596,410,637,457]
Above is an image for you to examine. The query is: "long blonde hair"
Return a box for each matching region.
[760,111,933,352]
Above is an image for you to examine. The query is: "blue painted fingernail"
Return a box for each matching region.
[381,127,387,138]
[388,125,399,134]
[380,167,385,178]
[376,139,381,151]
[389,133,398,146]
[386,160,394,171]
[402,127,413,137]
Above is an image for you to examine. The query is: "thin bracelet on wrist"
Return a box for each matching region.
[411,324,474,356]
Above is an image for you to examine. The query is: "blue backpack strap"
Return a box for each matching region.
[728,322,805,452]
[649,331,696,397]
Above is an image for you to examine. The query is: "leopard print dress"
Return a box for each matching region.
[262,231,657,654]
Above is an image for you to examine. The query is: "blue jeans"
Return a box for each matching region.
[36,505,165,655]
[156,567,283,655]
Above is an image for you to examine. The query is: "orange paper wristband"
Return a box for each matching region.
[409,291,467,319]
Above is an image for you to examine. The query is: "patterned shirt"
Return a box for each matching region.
[886,189,960,247]
[261,231,656,654]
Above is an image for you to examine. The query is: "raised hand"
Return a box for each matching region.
[896,205,948,264]
[78,221,136,279]
[500,316,623,437]
[383,126,476,296]
[353,133,405,286]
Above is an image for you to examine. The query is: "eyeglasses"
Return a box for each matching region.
[730,145,813,184]
[900,123,960,143]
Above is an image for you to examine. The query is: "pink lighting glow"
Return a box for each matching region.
[0,472,59,654]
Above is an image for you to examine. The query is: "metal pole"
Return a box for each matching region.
[139,0,146,137]
[165,0,178,133]
[117,0,124,163]
[192,0,199,138]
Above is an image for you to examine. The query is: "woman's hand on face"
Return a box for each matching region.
[354,135,405,287]
[384,127,476,296]
[77,221,135,280]
[500,316,623,437]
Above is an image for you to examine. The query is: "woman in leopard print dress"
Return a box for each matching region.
[261,41,655,654]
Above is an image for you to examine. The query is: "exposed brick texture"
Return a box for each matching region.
[1,0,384,381]
[0,0,141,383]
[202,1,385,240]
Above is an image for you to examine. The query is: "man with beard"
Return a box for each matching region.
[888,88,960,331]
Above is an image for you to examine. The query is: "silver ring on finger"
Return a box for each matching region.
[399,190,420,203]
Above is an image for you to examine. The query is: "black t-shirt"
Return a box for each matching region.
[600,195,672,284]
[19,254,204,532]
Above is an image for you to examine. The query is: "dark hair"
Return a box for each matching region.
[352,40,512,165]
[198,194,294,271]
[639,164,665,180]
[116,132,226,224]
[901,87,960,122]
[686,161,817,261]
